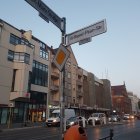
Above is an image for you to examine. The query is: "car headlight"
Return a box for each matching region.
[70,122,74,125]
[95,118,99,121]
[53,119,57,122]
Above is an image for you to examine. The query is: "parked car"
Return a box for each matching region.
[108,115,121,122]
[66,116,78,129]
[46,109,75,127]
[88,113,106,125]
[66,116,87,129]
[123,114,130,120]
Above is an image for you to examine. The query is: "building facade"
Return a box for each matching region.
[111,83,132,115]
[128,92,139,114]
[0,19,50,124]
[0,19,113,125]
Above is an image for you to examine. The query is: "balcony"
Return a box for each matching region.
[76,90,83,97]
[51,72,59,79]
[76,79,83,86]
[50,85,59,92]
[10,91,30,101]
[77,68,83,76]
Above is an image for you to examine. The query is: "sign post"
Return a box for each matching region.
[25,1,66,139]
[60,17,66,139]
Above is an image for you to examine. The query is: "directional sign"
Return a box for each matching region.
[25,0,63,31]
[66,19,107,45]
[53,44,70,71]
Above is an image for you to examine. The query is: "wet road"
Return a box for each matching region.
[0,119,140,140]
[87,119,140,140]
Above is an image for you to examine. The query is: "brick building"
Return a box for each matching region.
[111,83,132,115]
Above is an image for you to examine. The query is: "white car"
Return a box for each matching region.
[123,114,130,120]
[88,113,106,125]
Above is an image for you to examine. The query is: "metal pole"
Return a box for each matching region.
[8,107,11,129]
[60,17,66,140]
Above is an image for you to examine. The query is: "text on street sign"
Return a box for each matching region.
[25,0,63,31]
[66,19,107,45]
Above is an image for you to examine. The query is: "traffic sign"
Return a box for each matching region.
[66,19,107,45]
[25,0,63,31]
[53,44,70,71]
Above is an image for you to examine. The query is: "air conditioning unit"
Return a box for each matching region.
[9,102,15,107]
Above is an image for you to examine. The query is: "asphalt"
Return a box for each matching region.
[0,121,125,132]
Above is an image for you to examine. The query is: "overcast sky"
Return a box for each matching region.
[0,0,140,97]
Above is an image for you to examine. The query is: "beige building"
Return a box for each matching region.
[0,19,50,124]
[49,46,83,116]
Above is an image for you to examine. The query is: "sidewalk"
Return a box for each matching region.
[0,122,45,132]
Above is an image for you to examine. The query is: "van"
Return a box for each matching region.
[88,113,106,125]
[46,109,75,127]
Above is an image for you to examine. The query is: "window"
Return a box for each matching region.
[10,34,20,45]
[9,34,34,48]
[7,50,30,64]
[8,50,14,61]
[14,52,30,64]
[39,42,49,60]
[32,60,48,87]
[68,83,71,90]
[24,53,30,64]
[11,69,17,91]
[68,72,71,78]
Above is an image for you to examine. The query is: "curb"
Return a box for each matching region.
[0,125,43,132]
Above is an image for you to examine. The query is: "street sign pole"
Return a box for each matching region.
[60,17,66,140]
[25,1,67,139]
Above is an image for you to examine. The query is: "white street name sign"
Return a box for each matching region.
[25,0,63,31]
[66,19,107,45]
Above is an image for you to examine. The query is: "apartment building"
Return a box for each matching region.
[0,19,50,124]
[48,48,60,109]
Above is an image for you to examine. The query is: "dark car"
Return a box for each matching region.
[108,115,121,122]
[66,116,78,129]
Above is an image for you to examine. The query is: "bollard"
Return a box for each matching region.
[110,129,114,140]
[104,117,106,125]
[64,125,88,140]
[92,118,95,126]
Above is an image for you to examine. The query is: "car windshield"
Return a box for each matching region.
[92,114,99,117]
[66,117,77,124]
[50,113,60,118]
